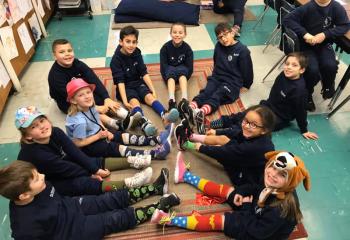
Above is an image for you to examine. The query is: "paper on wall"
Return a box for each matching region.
[17,23,33,54]
[19,0,33,16]
[7,0,22,23]
[0,26,18,59]
[44,0,51,10]
[35,0,45,17]
[28,13,42,42]
[0,3,7,26]
[0,58,10,88]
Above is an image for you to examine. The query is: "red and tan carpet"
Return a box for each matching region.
[92,59,308,240]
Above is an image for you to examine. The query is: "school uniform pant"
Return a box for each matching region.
[76,189,137,239]
[51,176,102,196]
[163,65,189,83]
[193,76,239,113]
[213,0,247,27]
[82,137,122,158]
[303,44,338,96]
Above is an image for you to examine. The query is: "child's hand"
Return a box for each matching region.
[240,87,248,93]
[96,105,109,114]
[242,195,253,203]
[124,102,133,110]
[302,131,318,140]
[98,130,109,139]
[96,168,111,178]
[195,142,202,151]
[91,174,103,181]
[105,98,121,111]
[218,0,224,8]
[206,129,216,136]
[107,131,114,141]
[233,194,243,206]
[312,33,326,44]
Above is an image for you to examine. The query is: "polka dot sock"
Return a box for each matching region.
[169,213,223,231]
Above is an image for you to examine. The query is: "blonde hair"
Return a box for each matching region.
[67,88,96,116]
[269,191,303,222]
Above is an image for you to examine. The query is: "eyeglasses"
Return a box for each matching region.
[242,118,264,129]
[216,31,232,41]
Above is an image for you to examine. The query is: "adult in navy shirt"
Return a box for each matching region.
[283,0,350,111]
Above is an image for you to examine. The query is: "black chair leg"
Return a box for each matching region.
[262,55,285,82]
[327,94,350,119]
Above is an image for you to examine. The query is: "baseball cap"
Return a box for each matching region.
[15,106,45,129]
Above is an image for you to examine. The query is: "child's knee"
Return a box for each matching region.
[144,93,155,104]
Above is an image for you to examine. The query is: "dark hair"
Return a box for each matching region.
[120,25,139,41]
[285,52,308,69]
[170,22,187,34]
[215,22,232,36]
[52,39,70,52]
[0,161,35,201]
[245,104,276,136]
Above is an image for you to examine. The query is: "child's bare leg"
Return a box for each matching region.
[204,135,230,146]
[99,114,119,129]
[167,78,176,100]
[179,75,188,100]
[145,93,179,124]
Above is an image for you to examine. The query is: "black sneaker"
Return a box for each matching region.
[158,193,181,212]
[181,118,193,139]
[174,123,188,151]
[178,99,194,123]
[168,99,177,111]
[322,88,335,100]
[307,98,316,112]
[153,168,169,195]
[194,109,205,134]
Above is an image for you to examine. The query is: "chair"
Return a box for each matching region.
[252,0,280,30]
[263,0,295,53]
[262,27,300,82]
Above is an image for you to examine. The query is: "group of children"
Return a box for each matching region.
[2,0,349,236]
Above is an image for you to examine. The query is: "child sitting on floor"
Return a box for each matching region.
[16,106,169,196]
[175,105,275,186]
[110,25,179,136]
[0,160,180,240]
[160,22,193,111]
[178,22,253,134]
[65,78,172,160]
[151,151,310,240]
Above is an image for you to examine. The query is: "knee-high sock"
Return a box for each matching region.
[152,100,166,116]
[122,133,159,146]
[104,157,130,170]
[119,145,150,157]
[200,104,212,115]
[131,106,144,116]
[183,171,232,199]
[169,213,223,231]
[128,183,163,204]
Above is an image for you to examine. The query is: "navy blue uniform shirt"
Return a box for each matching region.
[110,45,148,88]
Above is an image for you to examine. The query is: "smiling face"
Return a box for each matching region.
[24,117,52,144]
[70,86,94,110]
[241,110,267,139]
[119,34,138,56]
[264,165,288,189]
[171,24,186,46]
[53,43,74,68]
[283,56,305,80]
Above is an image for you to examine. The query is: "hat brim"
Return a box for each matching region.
[66,84,96,102]
[18,113,45,129]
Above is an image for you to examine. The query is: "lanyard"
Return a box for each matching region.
[81,107,105,131]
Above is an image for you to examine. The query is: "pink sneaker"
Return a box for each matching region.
[150,209,171,224]
[174,152,188,184]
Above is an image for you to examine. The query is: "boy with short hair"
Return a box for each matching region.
[179,22,253,134]
[283,0,350,111]
[48,39,128,121]
[0,161,180,240]
[110,25,179,136]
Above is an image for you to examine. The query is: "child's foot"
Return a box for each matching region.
[153,168,169,195]
[181,118,193,139]
[159,123,174,145]
[174,152,189,184]
[141,117,157,136]
[163,108,179,123]
[178,99,194,123]
[124,167,153,188]
[151,209,174,225]
[168,99,177,111]
[174,123,187,151]
[127,154,151,169]
[193,109,205,134]
[153,140,171,160]
[158,193,181,211]
[129,111,143,129]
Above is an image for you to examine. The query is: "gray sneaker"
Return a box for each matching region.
[124,167,153,188]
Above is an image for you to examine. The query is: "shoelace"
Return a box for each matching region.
[160,211,176,234]
[132,155,150,169]
[127,171,148,187]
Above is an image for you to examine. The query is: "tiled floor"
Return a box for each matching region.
[1,3,350,239]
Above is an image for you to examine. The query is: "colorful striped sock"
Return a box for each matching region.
[200,104,212,115]
[170,213,223,231]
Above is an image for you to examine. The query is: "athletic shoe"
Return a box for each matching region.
[129,111,143,129]
[193,109,205,134]
[151,209,173,225]
[181,118,193,139]
[153,140,171,160]
[153,168,170,195]
[159,123,174,145]
[168,99,177,110]
[127,154,151,169]
[158,193,181,211]
[178,98,193,123]
[163,108,179,123]
[141,117,157,136]
[322,87,335,100]
[174,152,189,184]
[174,123,187,151]
[124,167,153,188]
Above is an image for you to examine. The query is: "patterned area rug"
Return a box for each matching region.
[92,60,307,240]
[92,58,245,121]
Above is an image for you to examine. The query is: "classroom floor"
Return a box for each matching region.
[1,2,350,239]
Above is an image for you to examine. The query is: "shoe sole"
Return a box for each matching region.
[166,108,179,123]
[174,152,183,184]
[161,168,169,194]
[130,112,142,129]
[174,124,185,151]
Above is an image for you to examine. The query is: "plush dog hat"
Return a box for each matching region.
[258,151,311,207]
